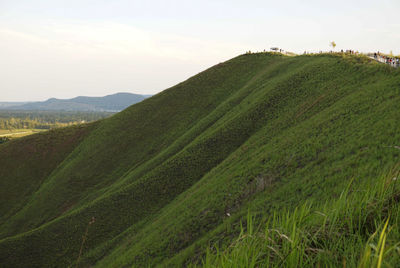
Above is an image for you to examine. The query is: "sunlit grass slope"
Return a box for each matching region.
[0,53,399,267]
[198,169,400,267]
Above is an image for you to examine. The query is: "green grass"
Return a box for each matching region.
[0,124,95,224]
[0,128,46,138]
[0,52,399,267]
[197,168,400,267]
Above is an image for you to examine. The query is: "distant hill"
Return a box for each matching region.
[2,93,148,112]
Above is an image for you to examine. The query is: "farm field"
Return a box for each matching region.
[0,129,46,138]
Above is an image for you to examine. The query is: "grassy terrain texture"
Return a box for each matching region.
[0,53,399,267]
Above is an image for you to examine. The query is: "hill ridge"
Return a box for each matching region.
[0,53,399,267]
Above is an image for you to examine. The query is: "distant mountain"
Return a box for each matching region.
[2,93,148,112]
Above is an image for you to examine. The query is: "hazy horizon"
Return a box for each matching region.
[0,92,151,103]
[1,0,399,101]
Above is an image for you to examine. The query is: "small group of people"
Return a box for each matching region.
[373,52,399,68]
[342,49,359,55]
[304,49,359,55]
[270,47,284,53]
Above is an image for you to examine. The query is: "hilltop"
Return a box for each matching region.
[2,92,148,112]
[0,53,399,267]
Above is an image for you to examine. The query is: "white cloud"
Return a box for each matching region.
[1,20,248,63]
[0,20,250,100]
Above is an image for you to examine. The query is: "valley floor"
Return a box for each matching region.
[0,129,46,138]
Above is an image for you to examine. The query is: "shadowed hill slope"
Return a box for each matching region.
[0,53,399,267]
[0,124,95,223]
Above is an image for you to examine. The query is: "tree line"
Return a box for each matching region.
[0,110,113,130]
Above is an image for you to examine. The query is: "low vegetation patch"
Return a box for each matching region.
[199,169,400,267]
[0,136,9,144]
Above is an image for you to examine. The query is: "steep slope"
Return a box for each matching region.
[5,92,147,112]
[0,124,95,223]
[0,53,399,267]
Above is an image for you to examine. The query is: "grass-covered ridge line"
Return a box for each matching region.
[0,53,399,267]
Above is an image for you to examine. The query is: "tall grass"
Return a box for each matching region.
[199,169,400,267]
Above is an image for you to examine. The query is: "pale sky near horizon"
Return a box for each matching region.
[1,0,399,101]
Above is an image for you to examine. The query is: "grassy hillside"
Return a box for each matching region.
[0,53,399,267]
[0,124,95,223]
[197,169,400,267]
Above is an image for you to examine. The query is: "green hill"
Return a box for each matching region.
[0,53,399,267]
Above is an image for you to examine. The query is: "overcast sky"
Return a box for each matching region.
[1,0,399,101]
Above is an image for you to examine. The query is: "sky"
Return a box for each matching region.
[1,0,399,101]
